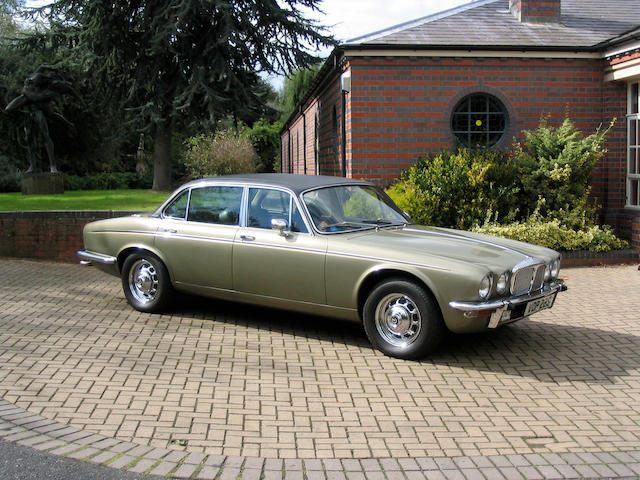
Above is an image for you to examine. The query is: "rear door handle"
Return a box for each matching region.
[163,229,177,234]
[240,235,255,241]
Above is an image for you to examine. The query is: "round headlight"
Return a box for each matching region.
[551,258,560,279]
[479,274,492,300]
[496,272,509,294]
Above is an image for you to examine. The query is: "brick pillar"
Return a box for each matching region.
[509,0,561,23]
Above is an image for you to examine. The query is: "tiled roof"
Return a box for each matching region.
[345,0,640,50]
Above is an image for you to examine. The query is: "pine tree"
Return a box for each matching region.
[37,0,334,189]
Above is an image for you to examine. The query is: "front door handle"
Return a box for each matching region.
[163,229,177,234]
[240,235,255,241]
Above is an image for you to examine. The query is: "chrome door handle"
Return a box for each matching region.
[240,235,255,241]
[163,229,177,234]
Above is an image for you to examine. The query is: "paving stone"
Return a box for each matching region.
[0,260,640,479]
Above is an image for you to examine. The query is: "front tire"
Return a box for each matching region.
[363,279,445,359]
[121,252,172,313]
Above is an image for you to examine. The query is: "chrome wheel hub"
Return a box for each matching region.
[374,294,422,348]
[128,260,158,304]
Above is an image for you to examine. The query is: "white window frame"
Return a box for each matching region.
[627,82,640,209]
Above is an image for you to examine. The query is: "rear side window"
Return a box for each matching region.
[187,186,242,225]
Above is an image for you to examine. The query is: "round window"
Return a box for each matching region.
[451,93,507,146]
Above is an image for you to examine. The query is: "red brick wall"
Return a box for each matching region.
[343,56,621,184]
[0,211,138,263]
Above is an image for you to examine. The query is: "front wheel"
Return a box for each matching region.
[363,279,445,359]
[121,252,172,313]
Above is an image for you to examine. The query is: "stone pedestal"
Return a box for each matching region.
[21,172,64,195]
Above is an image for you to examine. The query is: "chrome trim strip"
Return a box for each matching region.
[448,281,566,313]
[237,239,326,255]
[326,250,450,272]
[77,250,117,265]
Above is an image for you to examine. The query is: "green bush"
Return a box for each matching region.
[512,117,611,226]
[0,156,21,192]
[473,212,629,252]
[387,117,627,251]
[63,172,153,191]
[386,148,519,230]
[184,129,257,179]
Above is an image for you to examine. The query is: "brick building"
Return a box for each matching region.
[281,0,640,248]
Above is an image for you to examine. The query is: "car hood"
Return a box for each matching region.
[336,225,557,272]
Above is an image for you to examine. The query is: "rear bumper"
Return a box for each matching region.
[77,250,117,266]
[448,281,567,328]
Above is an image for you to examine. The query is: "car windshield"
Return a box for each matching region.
[302,185,409,233]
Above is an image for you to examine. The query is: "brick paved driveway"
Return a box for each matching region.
[0,259,639,471]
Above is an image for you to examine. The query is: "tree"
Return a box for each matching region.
[279,63,322,121]
[36,0,335,190]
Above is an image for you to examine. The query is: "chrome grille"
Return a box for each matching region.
[511,264,545,296]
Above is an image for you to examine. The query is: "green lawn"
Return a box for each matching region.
[0,189,171,211]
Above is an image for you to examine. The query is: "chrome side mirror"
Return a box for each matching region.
[271,218,290,237]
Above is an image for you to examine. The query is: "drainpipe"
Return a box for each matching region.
[340,70,351,178]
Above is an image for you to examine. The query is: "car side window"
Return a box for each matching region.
[163,190,189,220]
[187,186,242,225]
[247,188,308,233]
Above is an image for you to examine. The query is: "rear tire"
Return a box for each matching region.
[121,252,172,313]
[363,279,445,359]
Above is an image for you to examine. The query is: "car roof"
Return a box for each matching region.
[182,173,372,196]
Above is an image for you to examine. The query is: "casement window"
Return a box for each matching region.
[628,82,640,208]
[451,93,507,147]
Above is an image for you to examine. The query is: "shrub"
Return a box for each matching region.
[63,172,153,191]
[473,212,629,252]
[0,156,21,192]
[512,117,611,226]
[183,129,257,179]
[386,148,519,230]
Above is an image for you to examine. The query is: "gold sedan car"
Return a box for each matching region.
[78,174,566,359]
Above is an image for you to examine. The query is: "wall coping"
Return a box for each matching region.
[0,210,142,219]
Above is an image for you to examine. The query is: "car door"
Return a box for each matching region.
[233,187,327,304]
[155,185,242,290]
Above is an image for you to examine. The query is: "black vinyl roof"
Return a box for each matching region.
[182,174,370,196]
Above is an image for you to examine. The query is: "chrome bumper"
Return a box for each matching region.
[449,281,567,328]
[77,250,117,266]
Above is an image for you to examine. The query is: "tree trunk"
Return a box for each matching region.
[152,121,173,191]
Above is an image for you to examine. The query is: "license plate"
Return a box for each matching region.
[524,293,557,316]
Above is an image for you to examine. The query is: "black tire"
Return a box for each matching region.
[121,252,173,313]
[362,278,445,359]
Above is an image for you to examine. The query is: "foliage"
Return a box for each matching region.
[242,119,283,173]
[387,117,626,251]
[63,172,153,191]
[512,117,611,226]
[0,189,169,211]
[0,155,21,192]
[386,148,519,230]
[473,211,629,252]
[279,63,322,121]
[34,0,336,190]
[184,130,257,179]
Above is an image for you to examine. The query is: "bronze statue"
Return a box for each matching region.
[5,65,79,173]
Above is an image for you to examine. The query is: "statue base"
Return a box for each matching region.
[22,172,64,195]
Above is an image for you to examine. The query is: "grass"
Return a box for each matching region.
[0,189,171,211]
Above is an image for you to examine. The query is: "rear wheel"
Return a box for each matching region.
[363,279,445,359]
[121,252,172,313]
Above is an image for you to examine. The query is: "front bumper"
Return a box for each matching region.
[448,281,567,328]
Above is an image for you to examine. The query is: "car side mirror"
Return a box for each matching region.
[271,218,291,237]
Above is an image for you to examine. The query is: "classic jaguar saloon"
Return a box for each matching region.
[78,174,566,359]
